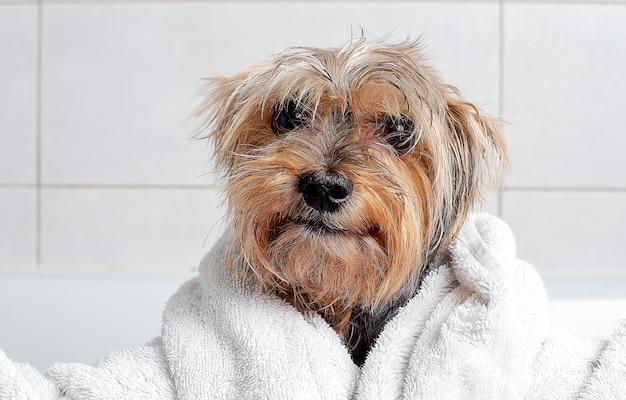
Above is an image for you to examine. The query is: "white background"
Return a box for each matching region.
[1,0,625,371]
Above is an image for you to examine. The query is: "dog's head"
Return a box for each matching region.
[197,39,508,332]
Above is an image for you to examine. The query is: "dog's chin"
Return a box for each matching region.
[274,216,382,245]
[262,224,388,309]
[291,217,348,236]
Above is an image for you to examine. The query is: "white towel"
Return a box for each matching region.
[1,213,625,399]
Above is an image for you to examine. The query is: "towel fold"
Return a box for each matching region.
[1,213,625,399]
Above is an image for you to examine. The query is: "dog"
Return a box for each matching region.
[196,38,508,366]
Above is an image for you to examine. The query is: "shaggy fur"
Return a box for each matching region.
[196,38,508,366]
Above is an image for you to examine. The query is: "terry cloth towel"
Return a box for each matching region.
[1,213,625,399]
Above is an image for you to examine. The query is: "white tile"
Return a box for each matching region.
[41,3,217,186]
[40,187,225,270]
[0,188,37,265]
[474,189,500,216]
[0,5,37,184]
[200,2,500,111]
[503,4,626,188]
[40,2,499,186]
[501,190,626,274]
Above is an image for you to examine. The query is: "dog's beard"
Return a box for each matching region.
[265,224,389,310]
[230,209,426,332]
[224,145,432,331]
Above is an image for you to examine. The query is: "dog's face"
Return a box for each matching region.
[198,39,507,332]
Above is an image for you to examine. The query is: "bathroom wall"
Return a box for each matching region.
[1,0,625,370]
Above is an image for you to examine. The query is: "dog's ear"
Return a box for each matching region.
[195,72,255,176]
[435,87,509,244]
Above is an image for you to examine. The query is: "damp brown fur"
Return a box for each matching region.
[196,38,508,366]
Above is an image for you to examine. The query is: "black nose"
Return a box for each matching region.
[298,171,353,213]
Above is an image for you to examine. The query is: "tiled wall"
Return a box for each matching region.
[1,0,626,276]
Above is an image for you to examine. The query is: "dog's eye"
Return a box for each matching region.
[382,115,416,154]
[272,101,306,135]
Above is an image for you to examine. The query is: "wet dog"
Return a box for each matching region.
[196,38,508,366]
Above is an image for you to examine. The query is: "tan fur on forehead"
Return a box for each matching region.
[352,82,408,119]
[196,39,446,146]
[269,39,442,107]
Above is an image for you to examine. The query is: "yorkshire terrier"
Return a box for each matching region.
[197,38,508,366]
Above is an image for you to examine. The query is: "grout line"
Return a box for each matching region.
[4,0,504,4]
[497,188,504,217]
[540,270,626,278]
[0,182,221,190]
[0,183,38,189]
[4,0,626,4]
[3,0,626,6]
[497,0,504,218]
[497,0,505,119]
[2,182,626,192]
[0,263,198,278]
[35,0,42,266]
[503,0,626,3]
[501,187,626,193]
[39,183,222,190]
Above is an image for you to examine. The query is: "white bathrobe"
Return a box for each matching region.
[1,213,625,399]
